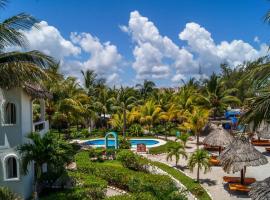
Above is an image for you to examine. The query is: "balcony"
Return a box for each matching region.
[32,120,49,136]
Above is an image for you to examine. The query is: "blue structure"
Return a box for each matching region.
[105,132,119,149]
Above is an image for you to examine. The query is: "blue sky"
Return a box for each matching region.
[3,0,270,86]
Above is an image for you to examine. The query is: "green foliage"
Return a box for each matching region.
[119,137,131,149]
[75,151,186,200]
[177,133,190,147]
[150,161,211,200]
[0,187,22,200]
[88,148,105,162]
[116,150,147,171]
[106,192,156,200]
[166,142,187,166]
[148,141,177,155]
[129,124,143,137]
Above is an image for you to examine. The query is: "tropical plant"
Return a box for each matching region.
[129,123,143,137]
[188,149,211,183]
[0,187,21,200]
[136,79,156,100]
[180,107,209,148]
[138,100,161,134]
[166,142,187,167]
[111,87,136,137]
[199,73,240,118]
[0,0,56,89]
[177,133,190,148]
[18,132,74,199]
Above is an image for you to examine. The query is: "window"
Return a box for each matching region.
[5,103,16,124]
[4,156,19,180]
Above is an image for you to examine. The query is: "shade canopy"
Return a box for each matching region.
[219,137,268,173]
[203,125,234,147]
[249,177,270,200]
[256,125,270,139]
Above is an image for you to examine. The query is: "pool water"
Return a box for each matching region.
[84,139,159,147]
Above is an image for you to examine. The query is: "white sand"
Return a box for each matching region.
[146,136,270,200]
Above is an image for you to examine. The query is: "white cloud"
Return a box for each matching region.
[70,32,122,84]
[254,36,260,43]
[179,22,268,71]
[22,21,81,60]
[122,11,197,81]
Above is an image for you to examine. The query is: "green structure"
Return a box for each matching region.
[105,132,119,149]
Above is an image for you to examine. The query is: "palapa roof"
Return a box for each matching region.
[249,177,270,200]
[219,137,268,173]
[23,83,52,99]
[256,125,270,139]
[203,125,234,147]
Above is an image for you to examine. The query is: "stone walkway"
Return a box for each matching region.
[145,137,270,200]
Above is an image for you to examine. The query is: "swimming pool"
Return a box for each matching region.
[83,138,165,148]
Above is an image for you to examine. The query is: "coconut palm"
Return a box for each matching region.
[166,142,187,167]
[18,132,74,199]
[180,106,209,148]
[0,0,56,89]
[136,79,156,100]
[199,73,240,119]
[188,149,211,183]
[111,87,137,137]
[138,100,161,134]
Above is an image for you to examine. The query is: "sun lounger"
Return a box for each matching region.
[251,139,270,146]
[228,183,251,193]
[223,176,256,184]
[204,144,222,151]
[209,156,220,166]
[265,147,270,152]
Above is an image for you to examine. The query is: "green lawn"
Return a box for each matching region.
[148,141,176,154]
[150,161,212,200]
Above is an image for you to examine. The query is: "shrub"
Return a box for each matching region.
[119,137,131,149]
[0,187,22,200]
[88,148,105,162]
[106,192,156,200]
[129,124,143,137]
[116,150,147,171]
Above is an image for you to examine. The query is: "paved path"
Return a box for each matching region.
[145,137,270,200]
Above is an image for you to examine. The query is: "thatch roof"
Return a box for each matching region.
[219,137,268,173]
[249,177,270,200]
[23,84,52,99]
[201,123,219,136]
[256,125,270,139]
[203,125,234,147]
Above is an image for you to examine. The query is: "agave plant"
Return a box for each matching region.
[0,187,21,200]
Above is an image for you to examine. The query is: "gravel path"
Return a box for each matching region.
[146,137,270,200]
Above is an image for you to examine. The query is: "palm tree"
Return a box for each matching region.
[138,100,161,134]
[199,73,240,119]
[111,87,136,137]
[177,133,190,148]
[166,142,187,167]
[180,106,209,148]
[0,0,56,89]
[136,79,156,100]
[18,132,74,199]
[0,187,21,200]
[188,149,211,183]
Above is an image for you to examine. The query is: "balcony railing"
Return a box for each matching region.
[33,120,49,136]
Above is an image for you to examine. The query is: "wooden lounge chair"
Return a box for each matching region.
[137,144,147,153]
[209,156,220,166]
[251,139,270,146]
[229,183,251,193]
[265,147,270,152]
[223,176,256,184]
[204,144,221,151]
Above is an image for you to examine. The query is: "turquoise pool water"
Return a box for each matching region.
[84,139,160,147]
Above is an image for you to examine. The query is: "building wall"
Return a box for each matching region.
[0,88,34,199]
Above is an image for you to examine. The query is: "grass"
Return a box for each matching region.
[150,161,212,200]
[148,141,176,154]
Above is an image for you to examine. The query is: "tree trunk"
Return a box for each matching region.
[196,132,200,149]
[197,166,200,182]
[218,146,221,155]
[240,169,245,185]
[123,108,126,137]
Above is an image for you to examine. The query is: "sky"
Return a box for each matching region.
[3,0,270,87]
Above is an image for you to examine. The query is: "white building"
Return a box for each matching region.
[0,85,50,199]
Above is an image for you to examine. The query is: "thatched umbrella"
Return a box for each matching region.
[203,125,234,154]
[219,137,268,185]
[256,125,270,140]
[249,177,270,200]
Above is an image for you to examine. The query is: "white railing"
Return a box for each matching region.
[33,120,49,136]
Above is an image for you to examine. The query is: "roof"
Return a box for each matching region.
[23,84,52,99]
